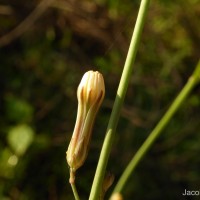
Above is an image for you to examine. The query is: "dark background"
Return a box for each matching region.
[0,0,200,199]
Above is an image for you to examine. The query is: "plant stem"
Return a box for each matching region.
[88,0,151,199]
[112,60,200,194]
[71,182,80,200]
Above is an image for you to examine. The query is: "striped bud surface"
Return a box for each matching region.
[66,70,105,183]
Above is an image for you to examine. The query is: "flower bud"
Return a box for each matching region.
[110,193,123,200]
[67,70,105,183]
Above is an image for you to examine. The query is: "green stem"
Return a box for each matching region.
[89,0,151,199]
[71,183,80,200]
[112,60,200,194]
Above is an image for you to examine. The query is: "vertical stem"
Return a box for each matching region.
[71,183,81,200]
[112,60,200,194]
[89,0,151,199]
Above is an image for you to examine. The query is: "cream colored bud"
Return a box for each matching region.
[67,70,105,183]
[110,193,123,200]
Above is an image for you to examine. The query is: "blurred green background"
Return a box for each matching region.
[0,0,200,199]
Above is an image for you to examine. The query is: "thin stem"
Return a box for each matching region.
[71,182,81,200]
[89,0,151,199]
[112,60,200,194]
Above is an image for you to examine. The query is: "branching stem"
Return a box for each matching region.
[112,60,200,194]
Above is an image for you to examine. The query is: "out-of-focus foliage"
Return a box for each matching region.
[0,0,200,199]
[8,124,34,156]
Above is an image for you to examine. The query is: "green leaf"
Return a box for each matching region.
[8,124,34,156]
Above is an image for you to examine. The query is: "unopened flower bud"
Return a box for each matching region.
[110,193,123,200]
[67,70,105,183]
